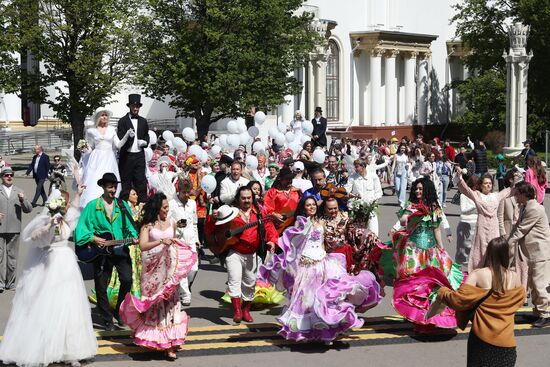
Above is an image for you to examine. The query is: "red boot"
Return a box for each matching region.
[231,298,242,323]
[242,301,254,323]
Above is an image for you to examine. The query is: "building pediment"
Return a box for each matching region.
[350,31,438,57]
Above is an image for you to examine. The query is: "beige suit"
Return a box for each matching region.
[509,199,550,317]
[498,197,528,290]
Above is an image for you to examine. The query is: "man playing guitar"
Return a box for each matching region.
[205,186,278,324]
[74,172,138,331]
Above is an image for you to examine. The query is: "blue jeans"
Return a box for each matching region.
[439,175,450,205]
[395,174,408,206]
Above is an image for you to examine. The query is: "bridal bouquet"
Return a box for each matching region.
[47,197,66,217]
[347,198,378,224]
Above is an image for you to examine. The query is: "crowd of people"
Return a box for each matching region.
[0,94,549,367]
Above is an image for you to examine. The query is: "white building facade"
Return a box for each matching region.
[1,0,468,133]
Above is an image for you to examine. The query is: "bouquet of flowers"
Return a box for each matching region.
[347,198,378,224]
[47,197,67,217]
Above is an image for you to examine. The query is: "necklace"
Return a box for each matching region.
[239,209,251,223]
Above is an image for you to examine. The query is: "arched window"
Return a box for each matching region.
[326,40,340,121]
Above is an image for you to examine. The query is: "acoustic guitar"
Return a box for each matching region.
[205,219,264,256]
[275,210,296,235]
[76,232,136,263]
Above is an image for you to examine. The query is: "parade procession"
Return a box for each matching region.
[0,1,550,367]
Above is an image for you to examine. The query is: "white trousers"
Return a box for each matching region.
[368,213,379,236]
[179,246,199,303]
[226,250,257,301]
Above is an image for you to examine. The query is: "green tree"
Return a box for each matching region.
[0,0,137,154]
[135,0,319,139]
[451,0,550,146]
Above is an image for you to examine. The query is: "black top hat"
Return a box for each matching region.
[127,94,143,107]
[97,172,120,186]
[522,139,532,145]
[315,106,322,113]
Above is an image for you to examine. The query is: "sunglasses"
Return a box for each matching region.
[3,174,14,177]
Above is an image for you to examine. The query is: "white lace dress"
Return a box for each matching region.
[80,126,121,208]
[0,206,97,366]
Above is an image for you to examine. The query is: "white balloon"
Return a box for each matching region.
[219,134,228,148]
[254,111,266,125]
[144,147,153,162]
[188,144,203,157]
[227,134,240,150]
[312,149,326,164]
[245,155,258,170]
[165,140,174,148]
[148,130,157,146]
[302,120,314,135]
[173,137,185,151]
[268,126,279,139]
[162,130,174,142]
[289,142,301,154]
[210,145,221,156]
[274,133,286,146]
[182,127,195,142]
[213,138,220,146]
[239,132,251,145]
[200,150,209,163]
[201,174,217,194]
[277,122,287,133]
[253,141,265,153]
[237,118,248,134]
[227,120,239,134]
[285,131,295,143]
[247,126,259,138]
[300,135,311,144]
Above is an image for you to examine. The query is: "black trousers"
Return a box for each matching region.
[92,252,133,324]
[31,178,47,205]
[119,152,148,202]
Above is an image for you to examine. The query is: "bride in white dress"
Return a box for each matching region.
[79,107,134,208]
[290,110,304,143]
[0,186,97,367]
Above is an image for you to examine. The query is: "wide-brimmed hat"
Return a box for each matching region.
[92,107,113,125]
[127,94,143,107]
[157,156,172,168]
[97,172,120,186]
[215,205,239,225]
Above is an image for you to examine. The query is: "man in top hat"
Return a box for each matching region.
[311,106,327,148]
[0,166,33,292]
[117,94,150,202]
[520,139,536,168]
[74,172,139,330]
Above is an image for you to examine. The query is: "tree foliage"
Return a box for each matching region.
[135,0,319,139]
[0,0,137,153]
[451,0,550,146]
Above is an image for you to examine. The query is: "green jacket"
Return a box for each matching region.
[74,197,138,247]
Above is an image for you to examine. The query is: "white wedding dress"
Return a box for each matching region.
[79,126,121,208]
[0,203,97,367]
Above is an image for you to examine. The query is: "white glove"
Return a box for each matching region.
[138,139,148,147]
[125,129,135,138]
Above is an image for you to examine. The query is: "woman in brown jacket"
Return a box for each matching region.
[437,236,525,367]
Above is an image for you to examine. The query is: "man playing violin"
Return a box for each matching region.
[263,167,301,234]
[206,186,278,324]
[74,172,139,331]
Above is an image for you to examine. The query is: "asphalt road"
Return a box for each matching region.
[1,176,549,367]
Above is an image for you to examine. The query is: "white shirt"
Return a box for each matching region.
[292,178,313,193]
[168,196,199,250]
[2,184,12,198]
[127,115,140,153]
[220,176,250,204]
[34,153,42,173]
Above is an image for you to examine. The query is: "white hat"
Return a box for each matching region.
[157,156,172,168]
[92,107,113,125]
[292,161,305,172]
[215,205,239,225]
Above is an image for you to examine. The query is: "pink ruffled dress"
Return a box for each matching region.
[120,226,197,350]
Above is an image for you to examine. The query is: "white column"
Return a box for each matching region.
[385,50,398,125]
[426,53,433,124]
[417,55,428,125]
[404,52,417,124]
[370,49,382,126]
[307,60,315,119]
[316,58,328,114]
[517,61,529,145]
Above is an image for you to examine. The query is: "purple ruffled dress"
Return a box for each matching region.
[259,216,382,342]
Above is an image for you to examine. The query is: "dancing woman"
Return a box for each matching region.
[388,177,464,331]
[79,107,134,208]
[259,197,381,342]
[0,185,96,367]
[120,193,197,360]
